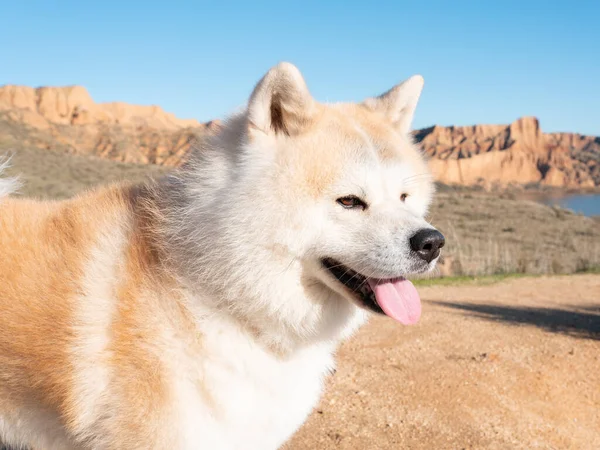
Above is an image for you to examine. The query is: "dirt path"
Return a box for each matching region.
[286,275,600,450]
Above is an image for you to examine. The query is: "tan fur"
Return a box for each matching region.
[269,102,428,199]
[0,192,112,411]
[0,185,189,448]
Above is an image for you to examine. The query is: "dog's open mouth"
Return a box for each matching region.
[321,258,421,325]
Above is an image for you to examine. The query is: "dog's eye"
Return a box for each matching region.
[400,193,409,202]
[337,196,367,210]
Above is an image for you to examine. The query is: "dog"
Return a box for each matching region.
[0,63,444,449]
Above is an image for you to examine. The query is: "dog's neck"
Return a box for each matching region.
[145,169,365,356]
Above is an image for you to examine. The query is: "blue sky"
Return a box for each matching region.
[2,1,599,134]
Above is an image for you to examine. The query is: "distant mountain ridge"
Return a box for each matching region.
[1,85,598,188]
[0,84,200,129]
[415,117,600,189]
[0,84,219,166]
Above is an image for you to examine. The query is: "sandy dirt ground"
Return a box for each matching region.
[286,275,600,450]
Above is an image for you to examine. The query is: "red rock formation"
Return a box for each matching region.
[0,85,200,129]
[1,85,598,187]
[0,85,211,165]
[415,117,599,188]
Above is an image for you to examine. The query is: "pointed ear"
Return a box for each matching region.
[363,75,424,134]
[247,62,315,136]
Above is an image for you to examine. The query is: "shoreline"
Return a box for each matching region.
[435,182,600,196]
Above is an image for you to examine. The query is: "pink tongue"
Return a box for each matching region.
[367,278,421,325]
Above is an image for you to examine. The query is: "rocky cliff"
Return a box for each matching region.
[0,85,218,166]
[415,117,600,188]
[1,85,598,188]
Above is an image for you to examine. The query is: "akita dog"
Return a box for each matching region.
[0,63,444,449]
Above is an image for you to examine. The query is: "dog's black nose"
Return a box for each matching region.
[410,229,445,263]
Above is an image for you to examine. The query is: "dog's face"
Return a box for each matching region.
[244,63,444,325]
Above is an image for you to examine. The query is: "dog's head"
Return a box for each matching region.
[241,63,443,325]
[177,63,443,342]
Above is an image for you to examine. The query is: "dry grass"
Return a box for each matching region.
[1,145,166,200]
[3,145,599,277]
[429,190,600,277]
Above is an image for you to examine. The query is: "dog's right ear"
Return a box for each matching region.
[363,75,424,134]
[247,62,315,136]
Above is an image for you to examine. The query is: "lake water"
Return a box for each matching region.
[531,193,600,217]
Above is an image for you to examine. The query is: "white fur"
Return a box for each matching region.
[68,228,126,445]
[142,64,438,448]
[165,311,339,449]
[0,408,77,450]
[0,159,17,198]
[364,74,425,133]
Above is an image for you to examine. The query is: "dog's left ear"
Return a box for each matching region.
[247,62,316,136]
[363,75,424,134]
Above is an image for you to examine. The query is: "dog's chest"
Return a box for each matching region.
[171,329,335,449]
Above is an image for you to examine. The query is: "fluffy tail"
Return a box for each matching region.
[0,158,18,198]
